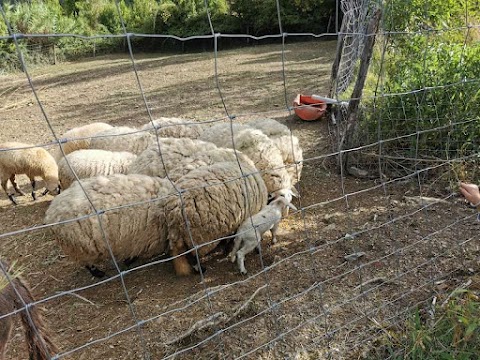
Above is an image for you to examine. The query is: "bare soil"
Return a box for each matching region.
[0,40,479,360]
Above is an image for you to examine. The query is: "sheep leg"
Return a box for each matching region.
[270,223,280,244]
[9,175,25,196]
[1,178,17,205]
[30,179,37,201]
[171,242,193,276]
[236,240,259,275]
[186,251,206,274]
[123,256,138,267]
[228,236,243,263]
[85,265,105,278]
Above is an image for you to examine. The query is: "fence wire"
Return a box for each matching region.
[0,0,479,359]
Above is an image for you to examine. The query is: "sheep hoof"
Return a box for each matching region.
[240,270,247,275]
[192,263,206,274]
[8,194,18,205]
[124,257,138,267]
[85,265,105,278]
[31,191,37,201]
[228,253,236,263]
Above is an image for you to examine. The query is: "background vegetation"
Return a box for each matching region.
[0,0,336,71]
[359,0,480,165]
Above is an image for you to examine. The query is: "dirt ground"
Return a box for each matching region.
[0,39,479,360]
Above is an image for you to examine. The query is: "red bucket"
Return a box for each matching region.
[293,94,327,121]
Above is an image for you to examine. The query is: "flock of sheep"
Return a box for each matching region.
[0,116,303,358]
[1,117,303,279]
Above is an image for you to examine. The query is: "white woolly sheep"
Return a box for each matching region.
[89,126,154,155]
[0,259,59,360]
[140,117,205,139]
[165,160,268,276]
[128,137,248,181]
[58,149,137,189]
[44,174,177,277]
[199,122,297,202]
[228,196,297,274]
[51,122,113,161]
[246,118,303,184]
[0,142,61,205]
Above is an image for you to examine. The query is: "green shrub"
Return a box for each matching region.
[358,0,480,162]
[370,289,480,359]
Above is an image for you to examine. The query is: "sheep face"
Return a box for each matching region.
[44,176,61,195]
[269,187,299,204]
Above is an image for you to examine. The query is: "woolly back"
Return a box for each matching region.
[89,126,154,155]
[199,123,292,194]
[58,149,137,189]
[128,138,218,179]
[52,122,113,161]
[140,117,205,139]
[246,119,303,184]
[165,161,268,257]
[246,118,291,138]
[45,174,177,264]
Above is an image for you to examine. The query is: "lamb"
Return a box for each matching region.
[0,259,58,360]
[165,160,268,276]
[246,118,303,184]
[89,126,154,155]
[44,174,177,277]
[58,149,137,189]
[0,142,61,205]
[199,122,297,202]
[51,122,113,161]
[228,196,297,275]
[140,117,205,139]
[128,137,244,181]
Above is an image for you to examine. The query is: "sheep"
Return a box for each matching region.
[0,259,58,360]
[51,122,113,161]
[228,196,297,275]
[128,137,245,181]
[89,126,154,155]
[140,117,205,139]
[199,122,297,202]
[165,160,268,276]
[44,174,177,277]
[246,118,303,184]
[58,149,137,189]
[0,142,61,205]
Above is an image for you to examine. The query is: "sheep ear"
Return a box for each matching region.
[287,203,298,211]
[291,187,300,198]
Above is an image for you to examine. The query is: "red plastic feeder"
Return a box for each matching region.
[293,94,327,121]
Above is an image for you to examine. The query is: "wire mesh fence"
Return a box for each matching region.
[0,0,479,359]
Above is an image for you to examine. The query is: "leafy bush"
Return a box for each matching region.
[358,0,480,162]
